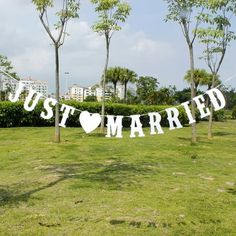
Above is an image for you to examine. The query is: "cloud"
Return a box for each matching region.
[1,0,235,93]
[0,1,180,93]
[64,21,103,53]
[131,34,172,56]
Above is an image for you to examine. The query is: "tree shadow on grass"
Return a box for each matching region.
[0,176,66,207]
[226,188,236,195]
[178,137,213,145]
[213,131,236,137]
[44,161,158,190]
[0,160,159,207]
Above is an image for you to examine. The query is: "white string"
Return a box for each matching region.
[0,68,236,119]
[122,74,236,118]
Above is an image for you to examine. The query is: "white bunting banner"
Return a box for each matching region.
[6,85,227,138]
[1,68,233,139]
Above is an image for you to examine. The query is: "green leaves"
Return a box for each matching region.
[106,67,123,84]
[91,0,119,11]
[32,0,80,45]
[184,68,220,88]
[56,0,80,19]
[91,0,131,36]
[164,0,205,23]
[32,0,53,12]
[196,0,236,74]
[136,76,159,105]
[32,0,80,20]
[197,28,225,39]
[0,54,19,80]
[106,67,137,85]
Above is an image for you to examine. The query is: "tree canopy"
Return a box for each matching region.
[136,76,159,105]
[0,54,19,80]
[91,0,131,40]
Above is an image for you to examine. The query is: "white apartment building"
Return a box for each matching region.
[95,87,112,102]
[116,84,125,100]
[68,85,84,102]
[67,84,112,102]
[21,77,48,97]
[0,76,48,97]
[84,87,96,100]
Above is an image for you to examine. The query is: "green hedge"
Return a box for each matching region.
[232,106,236,119]
[0,101,53,127]
[201,109,226,122]
[0,100,224,128]
[63,101,190,128]
[0,101,188,128]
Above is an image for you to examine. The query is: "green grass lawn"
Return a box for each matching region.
[0,121,236,235]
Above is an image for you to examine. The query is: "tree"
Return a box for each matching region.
[120,68,137,102]
[220,86,236,110]
[164,0,205,143]
[106,66,122,96]
[84,95,97,102]
[174,87,205,104]
[32,0,80,143]
[197,0,236,138]
[154,86,177,105]
[200,73,221,91]
[0,55,19,101]
[174,88,192,104]
[184,68,212,91]
[91,0,131,132]
[184,68,221,106]
[136,76,159,105]
[126,88,138,104]
[106,67,137,101]
[0,55,19,79]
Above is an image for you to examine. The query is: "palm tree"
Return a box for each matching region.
[201,74,221,90]
[106,67,122,96]
[184,69,211,92]
[121,68,137,101]
[184,68,221,91]
[184,68,221,110]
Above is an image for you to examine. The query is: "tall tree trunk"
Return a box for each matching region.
[114,82,117,96]
[124,81,127,102]
[208,73,216,139]
[189,44,197,143]
[0,77,2,101]
[205,84,211,108]
[54,45,60,143]
[100,35,110,133]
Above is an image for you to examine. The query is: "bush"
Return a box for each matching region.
[201,109,225,122]
[0,101,54,128]
[0,100,195,128]
[232,106,236,119]
[213,110,225,122]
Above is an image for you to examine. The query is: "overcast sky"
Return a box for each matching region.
[1,0,236,94]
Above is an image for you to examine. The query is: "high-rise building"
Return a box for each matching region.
[116,83,125,100]
[95,87,112,102]
[0,76,48,98]
[84,87,96,100]
[67,84,112,102]
[68,85,85,102]
[20,77,48,97]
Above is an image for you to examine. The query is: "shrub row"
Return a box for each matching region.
[63,101,189,128]
[0,101,225,128]
[232,106,236,119]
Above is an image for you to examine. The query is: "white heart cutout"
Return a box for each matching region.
[79,111,102,133]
